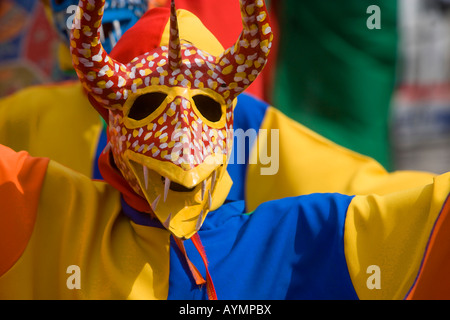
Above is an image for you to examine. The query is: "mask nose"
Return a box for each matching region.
[169,97,205,169]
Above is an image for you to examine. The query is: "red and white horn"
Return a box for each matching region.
[70,0,131,113]
[217,0,273,99]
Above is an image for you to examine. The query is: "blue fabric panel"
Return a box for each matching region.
[92,120,107,180]
[167,193,359,300]
[226,93,269,202]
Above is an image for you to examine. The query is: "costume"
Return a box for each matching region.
[1,0,450,300]
[1,136,450,299]
[0,81,104,178]
[0,0,436,209]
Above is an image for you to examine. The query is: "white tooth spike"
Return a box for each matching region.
[201,180,206,200]
[163,212,172,229]
[151,194,161,212]
[208,190,212,210]
[143,165,149,189]
[211,171,217,191]
[164,177,170,202]
[102,141,112,154]
[195,210,204,232]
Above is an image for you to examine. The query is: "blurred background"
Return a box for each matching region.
[393,0,450,174]
[0,0,73,97]
[0,0,449,174]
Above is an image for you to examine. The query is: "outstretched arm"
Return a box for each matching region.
[344,171,450,299]
[0,144,49,276]
[245,106,437,211]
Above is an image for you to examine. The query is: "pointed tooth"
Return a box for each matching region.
[201,180,206,200]
[103,141,112,154]
[143,165,149,189]
[208,190,212,210]
[163,212,172,229]
[195,210,204,231]
[211,171,217,191]
[151,194,161,211]
[164,177,170,202]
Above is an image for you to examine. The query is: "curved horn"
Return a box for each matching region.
[70,0,130,109]
[168,0,182,70]
[217,0,273,99]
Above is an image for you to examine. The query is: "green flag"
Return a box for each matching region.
[272,0,398,170]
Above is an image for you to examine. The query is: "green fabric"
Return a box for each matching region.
[272,0,398,170]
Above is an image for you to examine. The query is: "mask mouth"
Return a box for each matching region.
[125,153,222,234]
[162,176,195,193]
[118,148,230,239]
[128,159,218,205]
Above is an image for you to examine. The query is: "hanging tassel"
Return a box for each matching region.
[191,233,217,300]
[173,234,218,300]
[173,236,206,286]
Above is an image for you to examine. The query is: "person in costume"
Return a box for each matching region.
[0,0,437,213]
[1,0,450,300]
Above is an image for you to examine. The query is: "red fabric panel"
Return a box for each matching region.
[406,195,450,299]
[110,7,170,63]
[0,145,49,276]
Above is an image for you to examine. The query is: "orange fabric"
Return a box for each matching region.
[0,145,49,276]
[173,236,206,286]
[406,195,450,300]
[98,148,151,213]
[173,234,217,300]
[192,233,217,300]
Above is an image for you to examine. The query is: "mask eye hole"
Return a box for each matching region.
[192,95,223,123]
[128,92,167,120]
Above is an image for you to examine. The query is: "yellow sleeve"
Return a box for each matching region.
[344,172,450,299]
[0,160,171,299]
[245,106,436,211]
[0,82,103,177]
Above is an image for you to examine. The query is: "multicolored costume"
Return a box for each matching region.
[0,0,436,209]
[1,0,450,300]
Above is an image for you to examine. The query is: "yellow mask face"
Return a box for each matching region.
[71,0,273,238]
[109,84,235,239]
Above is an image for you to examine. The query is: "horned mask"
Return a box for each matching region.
[70,0,273,239]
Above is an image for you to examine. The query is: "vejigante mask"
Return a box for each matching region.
[70,0,273,239]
